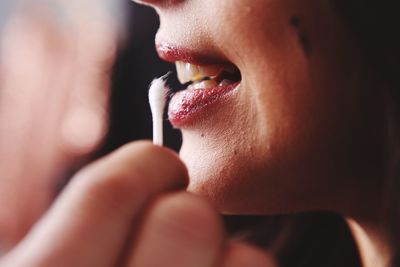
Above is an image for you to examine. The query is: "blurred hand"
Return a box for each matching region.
[0,141,275,267]
[0,1,115,251]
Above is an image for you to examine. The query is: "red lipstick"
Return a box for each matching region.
[168,82,240,126]
[156,42,226,66]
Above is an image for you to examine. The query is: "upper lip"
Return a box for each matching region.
[156,41,242,85]
[156,41,230,66]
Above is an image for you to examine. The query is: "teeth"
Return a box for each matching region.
[219,79,234,86]
[191,80,218,90]
[175,61,223,84]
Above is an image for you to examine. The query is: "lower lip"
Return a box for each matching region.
[168,82,240,127]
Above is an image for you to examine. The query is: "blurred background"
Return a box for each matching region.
[0,0,190,256]
[0,1,361,266]
[99,0,181,155]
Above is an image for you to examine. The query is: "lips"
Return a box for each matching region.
[156,42,227,66]
[168,82,240,126]
[157,42,241,127]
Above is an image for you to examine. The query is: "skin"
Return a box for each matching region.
[1,141,274,267]
[0,3,275,267]
[146,0,387,215]
[0,0,392,266]
[136,0,393,265]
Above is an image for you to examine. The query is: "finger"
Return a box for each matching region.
[127,192,224,267]
[1,141,188,267]
[221,242,277,267]
[0,8,76,251]
[59,1,118,155]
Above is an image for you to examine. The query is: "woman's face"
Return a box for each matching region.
[136,0,387,215]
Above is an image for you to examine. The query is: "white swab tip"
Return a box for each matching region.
[149,74,170,146]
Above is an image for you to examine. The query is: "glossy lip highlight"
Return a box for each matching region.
[168,82,240,127]
[156,42,227,66]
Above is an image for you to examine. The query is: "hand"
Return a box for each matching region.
[0,1,114,249]
[0,142,276,267]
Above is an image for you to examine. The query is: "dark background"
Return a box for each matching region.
[100,3,181,156]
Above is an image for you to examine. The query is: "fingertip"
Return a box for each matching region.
[63,141,189,222]
[75,141,189,193]
[116,141,189,186]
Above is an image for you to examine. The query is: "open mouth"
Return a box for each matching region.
[157,43,242,126]
[175,61,241,90]
[170,62,241,126]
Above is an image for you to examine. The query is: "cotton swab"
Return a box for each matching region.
[148,74,169,146]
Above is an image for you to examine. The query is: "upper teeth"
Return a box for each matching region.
[175,61,223,84]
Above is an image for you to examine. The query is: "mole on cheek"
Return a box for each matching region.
[290,16,312,57]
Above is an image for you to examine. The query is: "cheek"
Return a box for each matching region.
[179,86,261,201]
[184,0,384,214]
[209,0,291,67]
[237,0,358,163]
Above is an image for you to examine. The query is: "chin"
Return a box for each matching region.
[179,119,348,216]
[180,128,298,215]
